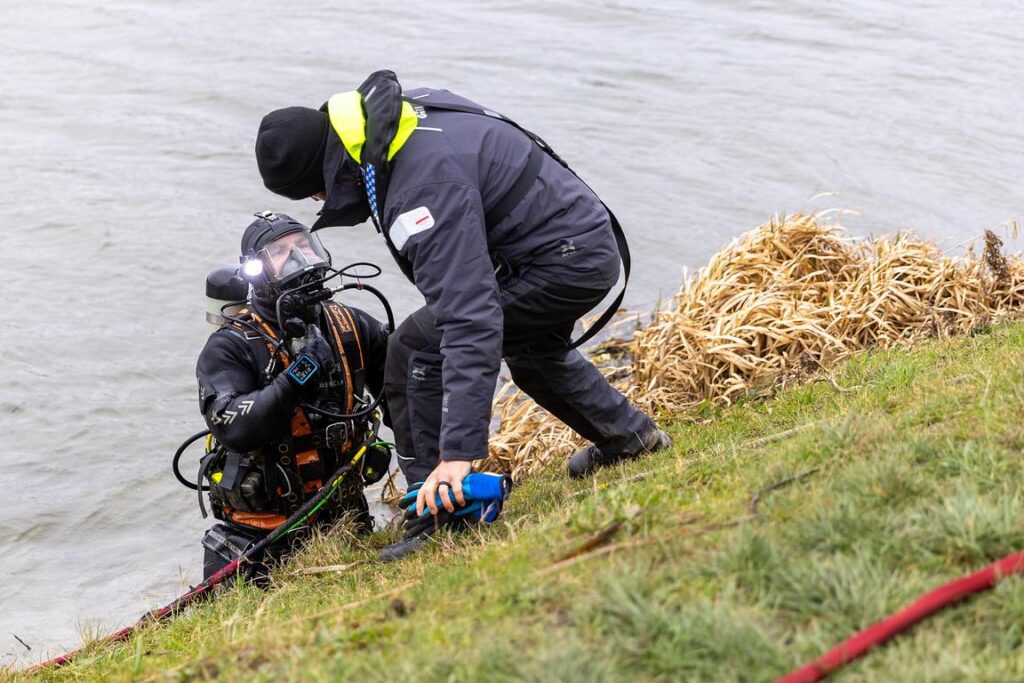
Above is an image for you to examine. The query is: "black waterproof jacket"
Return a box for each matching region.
[196,306,389,452]
[313,88,621,461]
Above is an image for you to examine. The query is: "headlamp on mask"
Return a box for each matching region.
[241,259,264,278]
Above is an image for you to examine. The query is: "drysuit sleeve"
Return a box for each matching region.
[195,330,302,453]
[351,307,391,427]
[388,182,501,462]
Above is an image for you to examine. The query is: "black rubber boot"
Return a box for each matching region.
[567,426,673,479]
[378,512,477,562]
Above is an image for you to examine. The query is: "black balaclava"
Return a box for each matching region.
[255,107,330,200]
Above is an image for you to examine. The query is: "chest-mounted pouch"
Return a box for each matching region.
[203,449,271,518]
[360,442,392,485]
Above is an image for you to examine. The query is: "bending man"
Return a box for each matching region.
[254,72,670,558]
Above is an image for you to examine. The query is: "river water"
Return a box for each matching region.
[1,0,1021,665]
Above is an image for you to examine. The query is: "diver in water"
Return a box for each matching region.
[194,211,390,581]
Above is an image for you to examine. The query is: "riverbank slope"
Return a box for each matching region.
[19,320,1024,682]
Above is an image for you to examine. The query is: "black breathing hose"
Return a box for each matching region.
[335,281,395,332]
[293,280,394,422]
[172,429,211,491]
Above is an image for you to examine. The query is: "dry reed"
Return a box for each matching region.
[482,213,1024,479]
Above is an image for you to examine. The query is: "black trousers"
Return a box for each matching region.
[384,267,653,483]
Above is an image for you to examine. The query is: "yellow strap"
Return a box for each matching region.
[326,91,418,164]
[390,102,419,160]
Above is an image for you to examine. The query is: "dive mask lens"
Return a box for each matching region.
[257,230,330,286]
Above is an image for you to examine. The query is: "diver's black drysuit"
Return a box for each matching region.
[195,303,389,579]
[313,85,655,484]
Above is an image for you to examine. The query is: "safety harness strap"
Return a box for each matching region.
[197,452,216,519]
[485,143,543,227]
[405,97,631,349]
[219,451,243,490]
[322,301,366,408]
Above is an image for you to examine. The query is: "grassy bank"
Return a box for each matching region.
[18,321,1024,682]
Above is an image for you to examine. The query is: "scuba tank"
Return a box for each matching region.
[205,266,248,336]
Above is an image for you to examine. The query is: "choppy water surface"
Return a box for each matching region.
[1,0,1022,664]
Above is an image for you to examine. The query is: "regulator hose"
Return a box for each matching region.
[172,429,211,491]
[335,281,395,332]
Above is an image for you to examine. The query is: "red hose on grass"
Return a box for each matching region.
[29,554,245,671]
[30,448,369,672]
[774,550,1024,683]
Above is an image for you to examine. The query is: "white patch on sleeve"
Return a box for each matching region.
[389,206,436,251]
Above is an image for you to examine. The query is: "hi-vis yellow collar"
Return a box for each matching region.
[325,91,419,165]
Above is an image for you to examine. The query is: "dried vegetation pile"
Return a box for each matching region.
[483,214,1024,478]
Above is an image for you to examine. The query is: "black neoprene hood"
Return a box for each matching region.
[240,212,307,257]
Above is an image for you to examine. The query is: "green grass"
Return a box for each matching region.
[14,322,1024,682]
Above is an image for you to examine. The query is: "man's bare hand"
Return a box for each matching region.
[416,459,473,516]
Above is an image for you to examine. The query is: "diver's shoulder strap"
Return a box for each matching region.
[321,301,366,411]
[407,97,630,349]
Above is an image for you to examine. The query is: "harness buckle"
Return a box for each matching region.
[324,421,352,450]
[492,252,514,278]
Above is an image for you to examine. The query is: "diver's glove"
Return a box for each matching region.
[398,473,513,539]
[286,327,335,394]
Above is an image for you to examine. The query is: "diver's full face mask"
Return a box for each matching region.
[253,229,331,291]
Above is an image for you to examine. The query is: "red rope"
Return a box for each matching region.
[29,557,242,671]
[775,550,1024,683]
[29,453,364,672]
